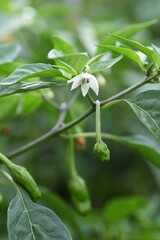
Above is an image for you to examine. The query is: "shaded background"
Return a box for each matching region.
[1,0,160,239]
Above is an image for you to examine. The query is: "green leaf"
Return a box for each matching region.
[0,43,21,65]
[7,190,72,240]
[48,49,64,59]
[87,53,104,65]
[0,63,63,85]
[0,81,64,98]
[103,196,146,226]
[90,55,122,73]
[125,90,160,141]
[52,35,77,54]
[49,53,89,74]
[109,34,160,65]
[98,45,144,69]
[97,19,157,54]
[106,134,160,167]
[41,189,85,239]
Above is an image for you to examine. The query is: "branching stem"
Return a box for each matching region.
[6,72,160,159]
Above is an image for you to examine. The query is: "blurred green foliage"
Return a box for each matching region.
[1,0,160,239]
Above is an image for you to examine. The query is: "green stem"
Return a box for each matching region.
[7,106,94,159]
[100,72,160,107]
[0,152,13,169]
[6,72,160,159]
[67,139,77,178]
[95,100,101,142]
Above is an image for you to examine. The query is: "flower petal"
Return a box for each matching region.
[67,74,83,90]
[89,75,99,95]
[81,83,90,97]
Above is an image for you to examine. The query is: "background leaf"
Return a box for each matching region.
[0,81,64,98]
[0,63,63,85]
[90,55,122,73]
[52,35,77,54]
[125,90,160,141]
[106,134,160,167]
[7,190,72,240]
[96,19,157,54]
[103,196,146,226]
[98,45,144,69]
[109,34,160,65]
[0,43,21,65]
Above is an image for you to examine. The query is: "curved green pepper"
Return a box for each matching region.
[68,175,91,215]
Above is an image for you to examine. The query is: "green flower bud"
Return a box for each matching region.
[68,175,91,215]
[93,140,110,161]
[8,163,41,202]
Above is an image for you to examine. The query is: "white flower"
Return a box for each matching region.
[67,73,99,97]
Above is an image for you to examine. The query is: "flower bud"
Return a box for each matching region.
[93,140,110,161]
[8,163,41,201]
[68,175,91,215]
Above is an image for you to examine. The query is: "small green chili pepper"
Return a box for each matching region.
[68,175,91,215]
[8,163,41,202]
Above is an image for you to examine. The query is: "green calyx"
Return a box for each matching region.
[93,140,110,161]
[68,175,91,215]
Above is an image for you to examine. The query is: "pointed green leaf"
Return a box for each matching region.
[0,43,21,65]
[106,134,160,167]
[7,190,72,240]
[90,55,122,73]
[87,53,104,65]
[98,45,144,69]
[52,35,77,54]
[109,34,159,65]
[50,53,89,74]
[0,63,63,85]
[0,81,64,98]
[125,90,160,141]
[97,19,157,54]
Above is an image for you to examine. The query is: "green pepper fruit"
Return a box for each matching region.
[8,163,41,202]
[93,140,110,161]
[68,175,91,215]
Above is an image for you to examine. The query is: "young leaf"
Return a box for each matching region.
[106,134,160,167]
[0,43,21,65]
[7,190,72,240]
[52,35,77,54]
[51,53,89,74]
[109,34,160,65]
[98,45,144,70]
[0,81,64,98]
[0,63,63,85]
[125,90,160,141]
[48,49,64,59]
[90,55,122,73]
[97,19,157,54]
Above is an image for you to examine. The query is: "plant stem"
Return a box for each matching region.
[6,72,160,159]
[67,139,77,178]
[95,100,101,142]
[100,72,160,106]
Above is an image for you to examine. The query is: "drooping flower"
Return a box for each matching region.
[67,73,99,97]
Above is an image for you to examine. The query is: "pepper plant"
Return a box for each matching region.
[1,19,160,239]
